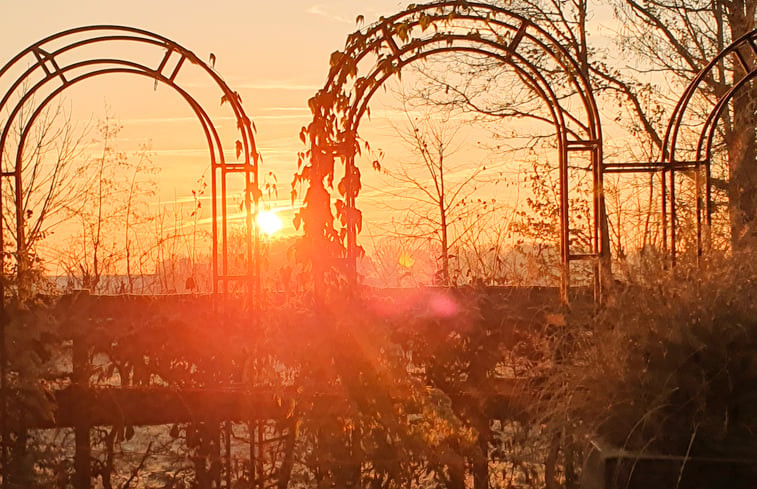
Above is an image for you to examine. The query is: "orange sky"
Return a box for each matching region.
[0,1,626,284]
[0,1,411,235]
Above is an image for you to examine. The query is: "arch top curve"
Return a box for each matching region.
[0,25,197,75]
[0,24,259,169]
[663,28,757,163]
[0,25,262,296]
[312,0,601,148]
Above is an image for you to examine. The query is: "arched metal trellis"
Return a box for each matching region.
[604,28,757,261]
[0,26,261,486]
[0,25,260,298]
[662,28,757,259]
[298,0,608,302]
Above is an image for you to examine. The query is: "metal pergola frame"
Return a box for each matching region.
[0,9,752,489]
[0,25,261,487]
[0,25,260,298]
[605,29,757,261]
[300,1,607,303]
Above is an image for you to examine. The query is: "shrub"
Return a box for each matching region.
[544,250,757,461]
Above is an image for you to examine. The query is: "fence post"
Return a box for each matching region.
[72,291,91,489]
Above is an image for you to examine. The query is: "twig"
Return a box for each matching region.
[675,424,698,489]
[121,440,153,489]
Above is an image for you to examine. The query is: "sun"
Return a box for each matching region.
[257,209,283,236]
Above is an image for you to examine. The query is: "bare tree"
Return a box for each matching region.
[1,96,90,296]
[123,142,158,293]
[612,0,756,247]
[374,102,504,285]
[59,111,159,293]
[60,115,123,292]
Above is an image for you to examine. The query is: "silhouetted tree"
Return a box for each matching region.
[380,105,497,285]
[613,0,756,247]
[1,96,90,297]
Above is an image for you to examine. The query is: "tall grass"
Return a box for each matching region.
[541,250,757,462]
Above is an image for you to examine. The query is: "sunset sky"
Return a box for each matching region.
[0,1,412,235]
[0,0,625,283]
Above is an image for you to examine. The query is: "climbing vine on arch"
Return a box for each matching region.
[292,0,604,296]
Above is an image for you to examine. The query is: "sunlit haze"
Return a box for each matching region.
[0,0,407,240]
[0,2,752,487]
[0,1,669,287]
[257,209,283,236]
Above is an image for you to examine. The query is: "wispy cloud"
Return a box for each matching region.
[174,80,320,91]
[257,147,300,156]
[236,81,321,91]
[266,107,311,112]
[120,116,235,125]
[253,113,310,121]
[306,4,353,25]
[151,148,209,156]
[120,109,309,126]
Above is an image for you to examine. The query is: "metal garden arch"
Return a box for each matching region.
[662,28,757,259]
[602,28,757,262]
[0,25,265,488]
[298,0,608,302]
[0,25,261,298]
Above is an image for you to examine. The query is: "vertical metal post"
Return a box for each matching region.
[695,160,703,260]
[559,139,570,305]
[221,165,229,295]
[256,420,264,489]
[0,163,5,489]
[669,167,677,265]
[14,158,25,299]
[704,159,713,246]
[594,144,610,304]
[0,165,5,489]
[248,420,256,487]
[214,422,221,488]
[225,421,232,488]
[592,144,601,303]
[211,158,219,294]
[661,168,668,256]
[0,305,6,489]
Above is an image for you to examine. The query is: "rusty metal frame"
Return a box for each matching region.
[663,28,757,260]
[304,1,606,303]
[0,25,260,296]
[0,25,261,487]
[605,29,757,263]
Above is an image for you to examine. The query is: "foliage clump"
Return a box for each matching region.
[545,251,757,460]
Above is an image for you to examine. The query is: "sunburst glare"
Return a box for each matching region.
[257,209,283,236]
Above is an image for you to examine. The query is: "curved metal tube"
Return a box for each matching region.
[306,1,604,301]
[0,25,259,298]
[661,27,757,259]
[663,29,757,163]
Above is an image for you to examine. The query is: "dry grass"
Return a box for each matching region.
[539,249,757,462]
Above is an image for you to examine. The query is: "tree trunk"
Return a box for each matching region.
[440,200,450,286]
[725,0,757,247]
[447,452,466,489]
[472,417,489,489]
[276,420,298,489]
[727,84,757,247]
